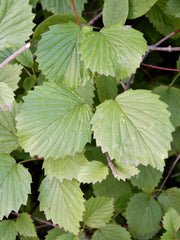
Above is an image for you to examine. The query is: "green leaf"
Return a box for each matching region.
[91,89,173,171]
[0,104,18,153]
[103,0,129,26]
[45,228,65,240]
[93,173,132,201]
[0,63,22,91]
[56,233,81,240]
[20,237,40,240]
[0,82,14,111]
[146,0,180,38]
[95,75,118,102]
[77,160,109,183]
[40,0,87,15]
[13,46,33,68]
[130,164,162,193]
[33,14,86,40]
[79,24,148,79]
[38,177,85,235]
[0,154,32,220]
[83,197,114,228]
[163,208,180,233]
[0,220,17,240]
[158,187,180,214]
[160,232,178,240]
[126,192,162,239]
[16,82,93,159]
[114,161,139,181]
[0,0,34,50]
[75,80,95,105]
[37,22,89,89]
[153,86,180,128]
[16,213,37,237]
[92,224,131,240]
[128,0,158,19]
[43,153,88,182]
[167,0,180,17]
[23,75,36,91]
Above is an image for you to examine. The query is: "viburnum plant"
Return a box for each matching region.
[0,0,180,239]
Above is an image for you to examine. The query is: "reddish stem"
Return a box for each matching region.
[71,0,82,27]
[141,63,180,72]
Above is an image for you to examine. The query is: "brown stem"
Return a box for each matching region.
[71,0,81,27]
[141,63,180,72]
[149,46,180,52]
[88,11,103,26]
[0,42,31,69]
[119,80,126,91]
[106,152,119,178]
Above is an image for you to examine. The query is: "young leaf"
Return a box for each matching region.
[163,208,180,233]
[95,75,118,102]
[0,0,34,50]
[45,228,65,240]
[93,174,132,201]
[153,86,180,128]
[167,0,180,17]
[36,22,90,89]
[114,161,139,181]
[79,24,148,80]
[0,104,18,153]
[43,153,88,182]
[91,89,173,171]
[77,160,109,183]
[130,164,162,193]
[0,82,14,111]
[128,0,158,19]
[40,0,87,15]
[16,212,37,237]
[75,79,95,105]
[16,82,93,159]
[0,220,17,240]
[103,0,129,26]
[92,224,131,240]
[83,197,114,228]
[38,177,85,235]
[126,193,162,239]
[146,0,180,38]
[158,187,180,214]
[0,154,32,220]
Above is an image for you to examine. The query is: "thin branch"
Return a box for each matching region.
[106,152,119,178]
[0,42,31,69]
[148,45,180,52]
[88,11,102,26]
[18,157,44,164]
[141,63,180,72]
[154,153,180,199]
[125,73,135,90]
[33,217,61,229]
[71,0,81,27]
[119,80,126,90]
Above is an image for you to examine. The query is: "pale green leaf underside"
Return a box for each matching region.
[0,154,31,220]
[16,82,93,159]
[103,0,129,26]
[91,89,173,171]
[0,82,14,111]
[128,0,158,19]
[167,0,180,17]
[146,1,180,38]
[77,160,109,184]
[16,213,37,237]
[0,63,22,91]
[83,197,114,228]
[0,104,18,153]
[0,0,34,50]
[92,224,131,240]
[163,208,180,233]
[37,23,89,89]
[38,177,85,235]
[79,24,148,79]
[130,164,162,193]
[43,153,88,182]
[153,86,180,128]
[158,187,180,214]
[0,220,17,240]
[40,0,87,16]
[114,161,139,181]
[126,193,162,239]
